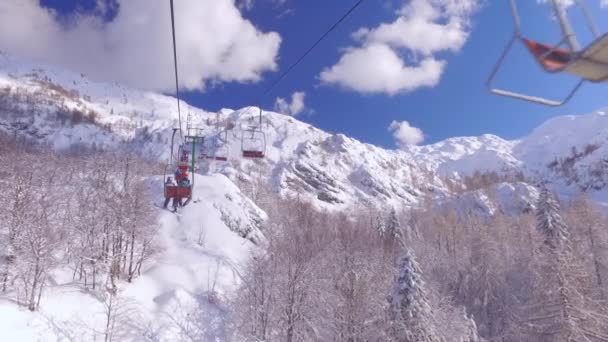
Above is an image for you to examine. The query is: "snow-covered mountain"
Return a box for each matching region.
[2,52,607,213]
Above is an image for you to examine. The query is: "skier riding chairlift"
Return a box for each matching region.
[163,177,181,210]
[175,165,191,186]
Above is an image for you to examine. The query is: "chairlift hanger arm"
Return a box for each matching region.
[169,0,184,141]
[550,0,580,51]
[575,0,600,38]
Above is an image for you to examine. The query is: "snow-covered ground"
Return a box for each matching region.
[0,173,263,341]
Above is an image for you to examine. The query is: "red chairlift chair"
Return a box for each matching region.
[241,127,266,159]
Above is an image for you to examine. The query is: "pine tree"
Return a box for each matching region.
[387,250,440,342]
[535,186,569,249]
[385,208,403,245]
[462,313,481,342]
[376,215,386,237]
[524,187,608,341]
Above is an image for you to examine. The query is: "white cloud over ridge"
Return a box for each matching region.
[0,0,281,92]
[274,91,306,116]
[320,0,480,95]
[388,120,425,147]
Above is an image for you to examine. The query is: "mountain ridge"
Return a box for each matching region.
[1,52,607,211]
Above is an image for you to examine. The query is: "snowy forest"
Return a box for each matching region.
[0,133,161,340]
[2,131,608,342]
[232,171,608,341]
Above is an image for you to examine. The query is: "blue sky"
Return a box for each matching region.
[20,1,608,148]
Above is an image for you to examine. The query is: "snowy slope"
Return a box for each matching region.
[0,173,263,341]
[440,182,539,216]
[1,52,608,211]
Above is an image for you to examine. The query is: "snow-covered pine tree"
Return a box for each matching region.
[385,208,403,247]
[462,313,481,342]
[387,250,440,342]
[371,209,386,239]
[524,186,608,341]
[535,186,569,249]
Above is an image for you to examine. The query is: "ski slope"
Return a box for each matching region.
[0,173,264,341]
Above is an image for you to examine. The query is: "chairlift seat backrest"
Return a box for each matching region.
[242,150,264,158]
[241,128,265,159]
[523,35,608,82]
[522,38,573,71]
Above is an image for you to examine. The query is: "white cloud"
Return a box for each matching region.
[237,0,256,11]
[320,44,444,95]
[388,120,425,147]
[238,0,289,11]
[537,0,575,8]
[0,0,281,92]
[274,91,306,116]
[537,0,608,9]
[320,0,480,95]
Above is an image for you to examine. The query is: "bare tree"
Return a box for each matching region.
[564,195,608,301]
[11,157,65,311]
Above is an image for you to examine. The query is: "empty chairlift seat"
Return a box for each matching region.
[487,0,608,106]
[241,129,265,159]
[522,38,573,71]
[202,135,229,161]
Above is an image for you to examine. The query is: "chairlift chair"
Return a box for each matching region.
[487,0,608,106]
[163,129,193,209]
[212,132,229,161]
[241,127,266,159]
[205,132,229,162]
[198,137,210,160]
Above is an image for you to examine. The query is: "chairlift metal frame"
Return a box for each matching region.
[241,107,266,159]
[487,0,607,106]
[163,128,193,207]
[206,130,229,162]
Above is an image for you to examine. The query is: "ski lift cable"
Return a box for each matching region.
[249,0,366,124]
[255,0,365,101]
[169,0,183,142]
[169,0,365,155]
